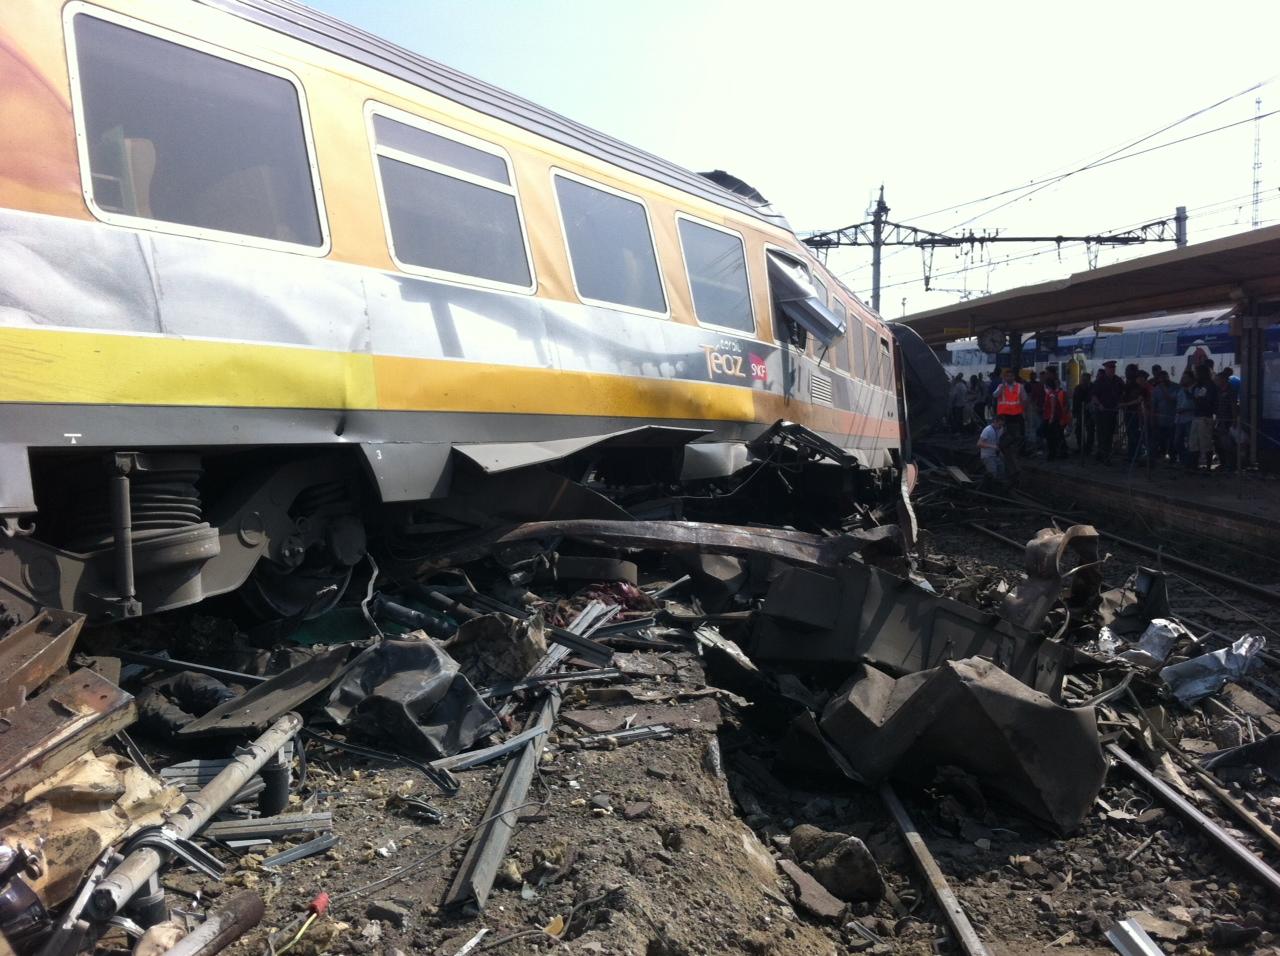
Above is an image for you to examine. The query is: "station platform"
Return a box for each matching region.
[916,433,1280,555]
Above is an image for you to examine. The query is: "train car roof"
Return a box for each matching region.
[200,0,792,231]
[946,306,1234,349]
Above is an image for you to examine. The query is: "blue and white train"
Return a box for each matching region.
[940,309,1251,381]
[941,308,1280,459]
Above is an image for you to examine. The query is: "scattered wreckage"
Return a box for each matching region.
[1,423,1278,955]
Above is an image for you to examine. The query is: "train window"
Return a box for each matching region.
[67,7,325,251]
[812,275,829,306]
[765,249,843,348]
[1159,331,1179,355]
[879,338,892,389]
[675,215,754,333]
[832,304,851,373]
[554,172,666,314]
[370,107,533,290]
[373,115,510,184]
[864,325,880,386]
[848,318,866,380]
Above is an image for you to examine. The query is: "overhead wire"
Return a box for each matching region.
[898,74,1280,228]
[829,75,1280,287]
[856,160,1280,294]
[940,107,1280,231]
[860,185,1280,296]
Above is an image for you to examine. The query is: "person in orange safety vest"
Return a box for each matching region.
[993,366,1026,476]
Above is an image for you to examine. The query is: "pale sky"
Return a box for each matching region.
[309,0,1280,317]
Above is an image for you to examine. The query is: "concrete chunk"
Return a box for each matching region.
[777,858,845,921]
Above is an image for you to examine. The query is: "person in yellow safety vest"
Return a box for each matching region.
[993,366,1026,476]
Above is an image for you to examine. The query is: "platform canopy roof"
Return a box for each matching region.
[896,223,1280,346]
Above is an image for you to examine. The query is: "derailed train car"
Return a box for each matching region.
[0,0,942,624]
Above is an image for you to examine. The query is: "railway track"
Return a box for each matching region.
[906,481,1280,950]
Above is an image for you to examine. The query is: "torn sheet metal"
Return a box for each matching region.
[0,752,184,909]
[420,519,901,575]
[452,425,709,474]
[894,454,919,550]
[1100,568,1172,637]
[1117,619,1191,670]
[889,322,950,434]
[745,420,859,466]
[679,442,752,481]
[325,639,499,759]
[754,562,1069,699]
[0,669,135,811]
[1159,634,1266,706]
[821,659,1105,833]
[1202,732,1280,782]
[443,613,548,688]
[0,609,83,712]
[1000,525,1101,632]
[179,646,352,737]
[430,467,632,524]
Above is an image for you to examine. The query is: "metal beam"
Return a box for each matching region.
[880,784,993,956]
[419,519,898,575]
[89,713,302,919]
[443,689,559,912]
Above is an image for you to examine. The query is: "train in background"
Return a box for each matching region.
[0,0,946,627]
[940,309,1249,382]
[940,307,1280,459]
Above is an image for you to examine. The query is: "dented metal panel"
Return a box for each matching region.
[420,519,901,575]
[0,669,135,810]
[452,425,710,474]
[0,609,83,712]
[754,562,1068,699]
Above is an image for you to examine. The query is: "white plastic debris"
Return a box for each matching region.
[1158,634,1266,706]
[1097,626,1123,658]
[1119,618,1192,669]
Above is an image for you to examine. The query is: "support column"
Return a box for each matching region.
[1009,332,1024,374]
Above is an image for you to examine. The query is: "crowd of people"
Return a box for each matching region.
[953,359,1244,482]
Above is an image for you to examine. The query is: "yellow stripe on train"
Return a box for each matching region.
[0,326,896,439]
[371,354,756,421]
[0,326,379,410]
[0,326,766,424]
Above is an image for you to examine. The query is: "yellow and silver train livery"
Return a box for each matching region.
[0,0,941,623]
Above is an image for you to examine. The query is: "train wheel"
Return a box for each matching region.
[239,559,353,620]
